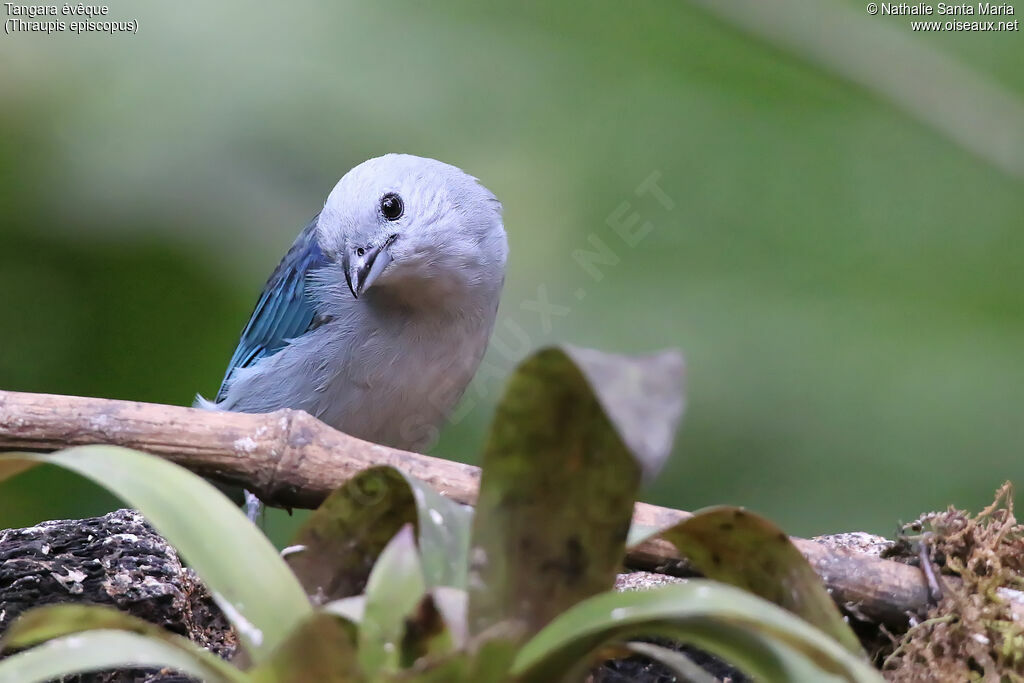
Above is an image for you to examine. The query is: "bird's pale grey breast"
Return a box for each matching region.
[199,154,507,453]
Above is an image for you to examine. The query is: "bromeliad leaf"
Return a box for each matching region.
[563,345,685,482]
[327,589,468,679]
[430,586,468,652]
[0,446,312,663]
[0,604,244,683]
[467,346,685,642]
[386,655,472,682]
[286,465,472,602]
[247,612,362,683]
[465,631,525,683]
[286,466,415,603]
[359,524,427,676]
[512,582,881,683]
[0,630,243,683]
[649,506,863,655]
[322,596,366,624]
[410,474,473,590]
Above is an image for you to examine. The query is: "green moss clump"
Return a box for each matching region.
[884,483,1024,682]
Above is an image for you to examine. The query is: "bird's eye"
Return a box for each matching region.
[380,193,404,221]
[356,247,365,257]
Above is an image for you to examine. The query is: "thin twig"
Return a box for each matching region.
[919,538,944,603]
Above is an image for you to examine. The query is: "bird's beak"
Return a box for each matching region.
[343,239,394,299]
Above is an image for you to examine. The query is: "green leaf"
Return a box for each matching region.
[322,596,366,624]
[467,346,684,642]
[386,654,471,682]
[0,458,35,482]
[248,612,362,683]
[0,604,244,682]
[430,586,468,652]
[652,506,864,655]
[322,586,467,652]
[512,582,881,683]
[560,345,686,482]
[336,586,467,677]
[0,630,242,683]
[359,524,427,676]
[0,446,312,662]
[466,632,524,683]
[286,465,472,602]
[411,475,473,590]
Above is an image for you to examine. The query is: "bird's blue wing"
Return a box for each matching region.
[215,214,328,402]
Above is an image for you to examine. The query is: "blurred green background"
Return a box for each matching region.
[1,0,1021,544]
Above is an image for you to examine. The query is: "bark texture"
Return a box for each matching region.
[0,508,235,682]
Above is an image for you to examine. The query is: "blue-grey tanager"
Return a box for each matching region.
[199,154,507,514]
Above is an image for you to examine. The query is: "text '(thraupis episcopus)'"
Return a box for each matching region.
[3,3,138,35]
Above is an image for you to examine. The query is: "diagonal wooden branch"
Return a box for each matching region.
[0,388,935,627]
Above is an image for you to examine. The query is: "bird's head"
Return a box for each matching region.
[316,154,507,304]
